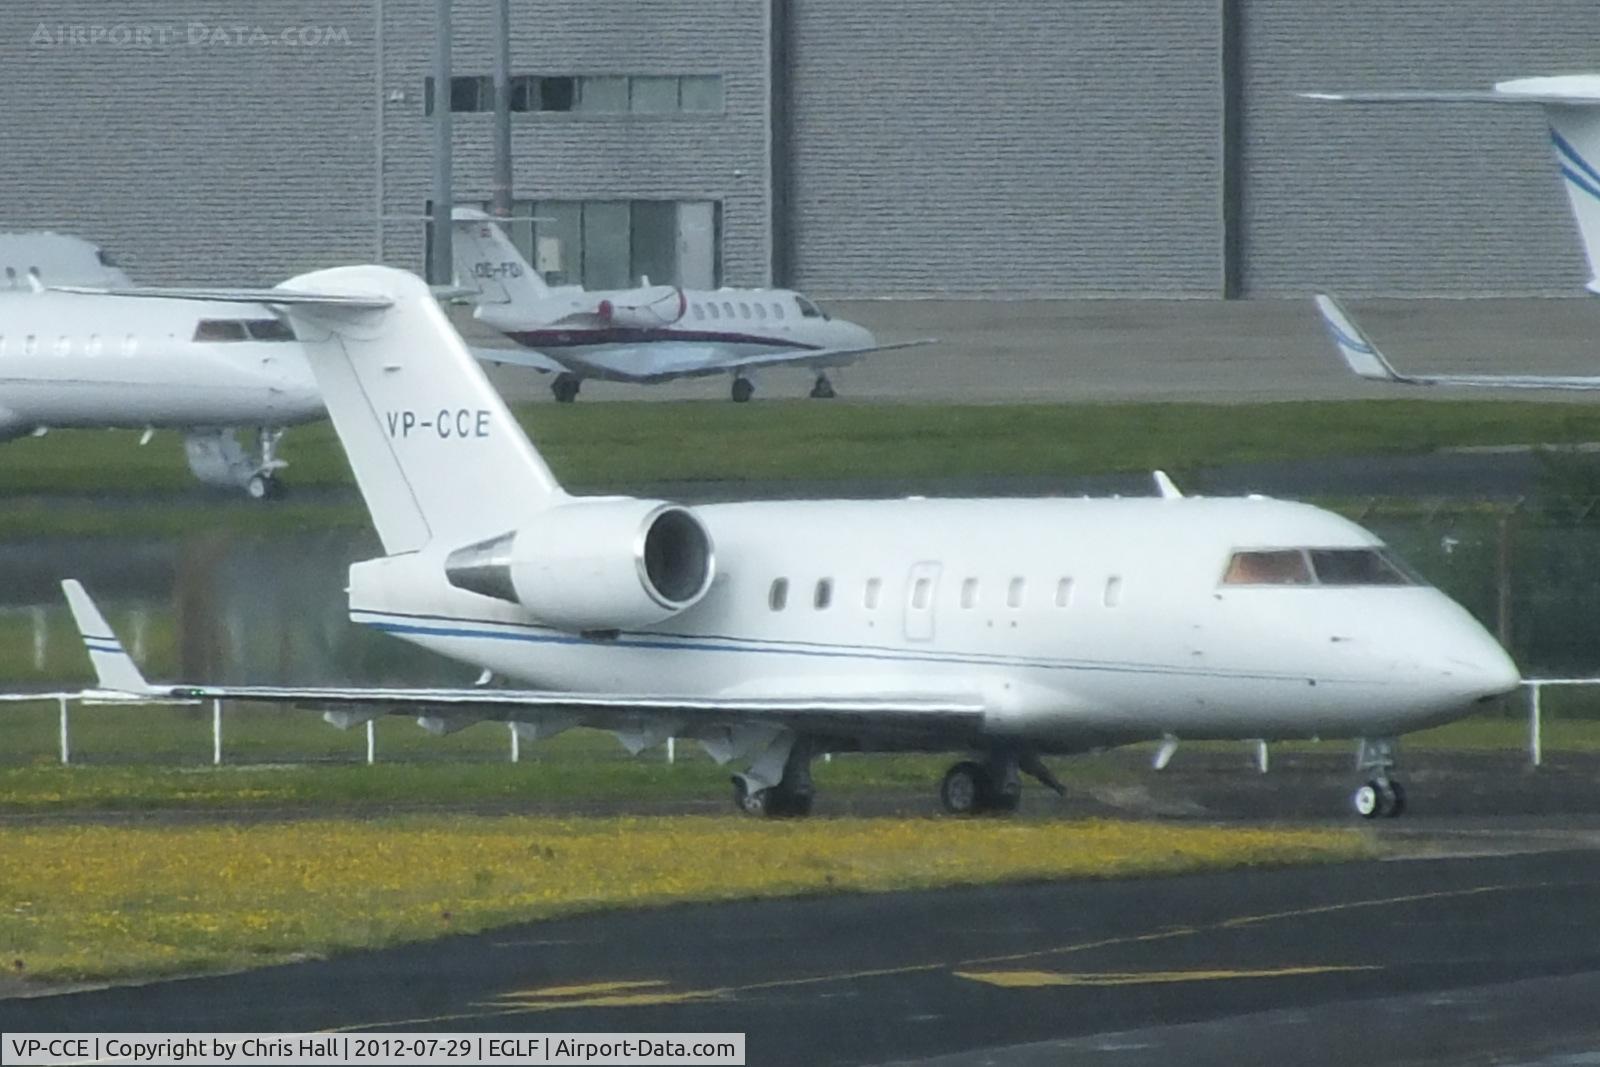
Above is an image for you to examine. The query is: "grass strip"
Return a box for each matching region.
[0,815,1371,983]
[5,399,1600,494]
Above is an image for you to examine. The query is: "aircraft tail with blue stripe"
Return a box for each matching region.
[1303,75,1600,294]
[62,579,155,695]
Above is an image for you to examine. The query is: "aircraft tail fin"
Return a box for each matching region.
[450,207,551,308]
[61,580,155,695]
[1303,75,1600,293]
[271,266,566,554]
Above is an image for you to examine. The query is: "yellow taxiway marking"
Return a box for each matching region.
[325,880,1550,1033]
[496,980,667,999]
[956,965,1379,988]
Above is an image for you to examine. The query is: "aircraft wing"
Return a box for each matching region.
[48,284,393,309]
[469,345,568,374]
[716,338,938,373]
[1315,294,1600,391]
[62,580,985,741]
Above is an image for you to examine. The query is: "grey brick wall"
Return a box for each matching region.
[1239,0,1600,296]
[783,0,1223,297]
[0,2,379,285]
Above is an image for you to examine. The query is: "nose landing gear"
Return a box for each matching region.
[809,374,836,399]
[1351,737,1407,818]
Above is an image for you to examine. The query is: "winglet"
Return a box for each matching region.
[1312,294,1409,383]
[61,580,155,695]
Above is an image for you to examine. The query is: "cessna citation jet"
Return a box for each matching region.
[64,266,1520,819]
[451,207,928,403]
[1310,75,1600,392]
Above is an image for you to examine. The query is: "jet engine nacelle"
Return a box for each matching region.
[443,499,714,631]
[594,285,686,328]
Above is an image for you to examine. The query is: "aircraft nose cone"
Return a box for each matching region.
[1429,620,1521,705]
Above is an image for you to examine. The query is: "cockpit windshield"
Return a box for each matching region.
[795,296,827,320]
[1222,547,1418,587]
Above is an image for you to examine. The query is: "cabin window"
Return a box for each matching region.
[1007,577,1025,608]
[772,303,785,320]
[194,320,248,342]
[86,334,102,357]
[960,577,978,609]
[1055,577,1074,607]
[864,578,882,609]
[1309,548,1415,586]
[738,301,751,319]
[1103,576,1123,607]
[122,333,138,357]
[0,337,6,357]
[23,335,37,356]
[707,302,720,320]
[722,301,735,318]
[912,577,931,610]
[54,336,70,357]
[768,578,789,611]
[814,578,833,610]
[691,303,705,321]
[245,319,297,342]
[754,302,767,320]
[1222,550,1314,586]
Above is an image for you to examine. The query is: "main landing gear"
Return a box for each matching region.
[1351,737,1407,819]
[939,751,1065,816]
[551,373,581,403]
[809,374,836,400]
[731,735,814,817]
[731,376,755,403]
[183,426,287,499]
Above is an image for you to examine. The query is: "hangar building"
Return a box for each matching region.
[1,1,1594,296]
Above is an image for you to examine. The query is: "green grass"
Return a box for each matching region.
[6,399,1600,495]
[3,816,1371,983]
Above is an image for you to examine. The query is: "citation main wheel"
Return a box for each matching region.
[940,761,986,815]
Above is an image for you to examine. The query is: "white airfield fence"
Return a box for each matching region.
[1,681,1591,769]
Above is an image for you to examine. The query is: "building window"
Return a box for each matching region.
[814,579,833,610]
[465,198,722,290]
[679,75,724,113]
[769,578,789,611]
[428,73,722,115]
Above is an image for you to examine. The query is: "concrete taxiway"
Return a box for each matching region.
[473,296,1600,405]
[7,826,1600,1066]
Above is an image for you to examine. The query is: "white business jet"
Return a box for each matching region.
[1310,75,1600,391]
[452,208,929,403]
[0,286,323,497]
[63,266,1519,819]
[0,232,131,289]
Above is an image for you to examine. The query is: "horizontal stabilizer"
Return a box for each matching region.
[50,284,392,309]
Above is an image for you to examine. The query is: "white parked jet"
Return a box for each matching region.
[452,208,928,403]
[0,232,131,289]
[0,287,323,497]
[1310,75,1600,392]
[64,266,1520,819]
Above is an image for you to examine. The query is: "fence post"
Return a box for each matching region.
[1529,683,1543,768]
[510,722,520,763]
[366,718,376,765]
[58,696,70,765]
[212,699,222,766]
[666,736,675,765]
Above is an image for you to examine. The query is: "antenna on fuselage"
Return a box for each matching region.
[1152,470,1183,499]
